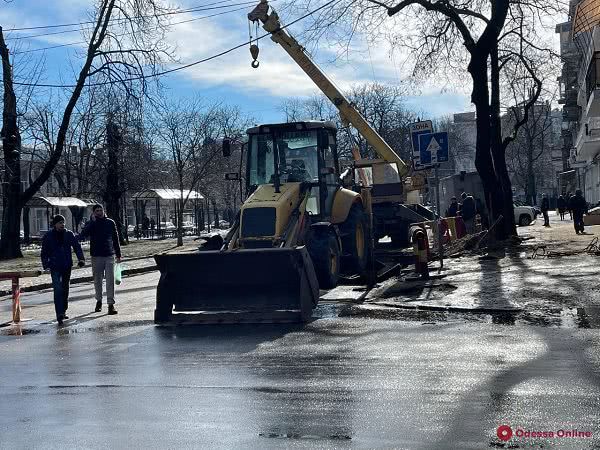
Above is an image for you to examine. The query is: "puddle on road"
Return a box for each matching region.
[0,327,42,336]
[337,303,600,330]
[0,320,154,336]
[259,432,351,441]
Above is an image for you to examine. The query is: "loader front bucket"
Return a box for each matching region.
[154,247,320,324]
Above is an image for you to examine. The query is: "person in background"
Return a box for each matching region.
[568,192,574,220]
[142,214,150,238]
[150,217,156,238]
[78,204,122,315]
[541,193,550,227]
[557,194,567,221]
[41,215,85,325]
[446,197,459,217]
[459,192,476,234]
[568,189,588,235]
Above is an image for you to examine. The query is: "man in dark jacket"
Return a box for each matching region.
[568,189,588,234]
[41,215,85,325]
[446,197,459,217]
[79,204,122,314]
[541,194,550,227]
[459,192,476,233]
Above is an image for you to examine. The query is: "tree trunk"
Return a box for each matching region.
[198,207,205,232]
[22,207,30,245]
[69,206,85,232]
[103,120,125,244]
[489,44,516,239]
[177,198,184,247]
[0,28,23,259]
[213,201,219,228]
[469,53,504,240]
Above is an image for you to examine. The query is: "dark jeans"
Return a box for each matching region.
[543,210,549,226]
[574,213,585,233]
[51,269,71,320]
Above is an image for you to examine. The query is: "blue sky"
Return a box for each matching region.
[2,0,485,124]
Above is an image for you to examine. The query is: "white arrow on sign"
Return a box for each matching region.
[426,136,441,163]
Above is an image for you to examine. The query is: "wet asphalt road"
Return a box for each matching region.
[1,273,600,449]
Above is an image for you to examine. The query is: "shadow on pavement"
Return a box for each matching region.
[154,323,306,354]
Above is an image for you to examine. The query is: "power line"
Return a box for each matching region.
[8,0,340,89]
[5,0,250,33]
[13,5,254,55]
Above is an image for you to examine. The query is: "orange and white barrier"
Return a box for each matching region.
[0,271,42,323]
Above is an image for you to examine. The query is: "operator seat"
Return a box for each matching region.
[287,159,311,182]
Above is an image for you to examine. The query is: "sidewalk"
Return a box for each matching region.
[324,212,600,326]
[0,256,157,297]
[0,235,211,297]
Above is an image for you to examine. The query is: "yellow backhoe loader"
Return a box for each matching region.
[154,121,370,323]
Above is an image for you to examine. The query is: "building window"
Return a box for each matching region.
[586,52,600,101]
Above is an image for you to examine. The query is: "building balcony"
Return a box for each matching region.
[575,117,600,162]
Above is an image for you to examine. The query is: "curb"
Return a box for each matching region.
[0,265,158,298]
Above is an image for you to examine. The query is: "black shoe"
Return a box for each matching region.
[95,301,102,312]
[57,316,64,325]
[63,314,69,320]
[108,305,118,315]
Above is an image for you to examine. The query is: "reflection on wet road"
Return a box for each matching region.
[1,313,599,449]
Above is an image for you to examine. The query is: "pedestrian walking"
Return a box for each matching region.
[78,204,122,314]
[446,197,459,217]
[150,217,156,238]
[568,192,574,220]
[568,189,588,234]
[41,215,85,325]
[459,192,476,234]
[142,214,150,238]
[541,194,550,227]
[557,194,567,221]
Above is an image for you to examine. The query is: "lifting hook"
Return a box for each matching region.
[250,44,260,68]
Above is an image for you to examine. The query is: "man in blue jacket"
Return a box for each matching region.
[41,215,85,325]
[79,204,122,315]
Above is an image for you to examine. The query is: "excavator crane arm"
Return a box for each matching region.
[248,0,409,177]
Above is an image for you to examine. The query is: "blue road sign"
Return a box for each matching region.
[418,132,449,165]
[409,120,433,171]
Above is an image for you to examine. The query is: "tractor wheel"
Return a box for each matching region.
[339,204,368,274]
[309,231,340,290]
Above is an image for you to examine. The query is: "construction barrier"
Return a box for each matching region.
[411,228,430,279]
[0,271,42,323]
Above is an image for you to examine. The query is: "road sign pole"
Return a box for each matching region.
[434,165,443,270]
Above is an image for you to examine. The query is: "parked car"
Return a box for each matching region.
[181,221,195,232]
[159,221,177,231]
[514,200,541,218]
[514,204,536,226]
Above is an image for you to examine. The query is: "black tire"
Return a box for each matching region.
[339,204,368,274]
[309,231,340,289]
[519,214,531,226]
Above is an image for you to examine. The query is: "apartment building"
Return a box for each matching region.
[557,0,600,204]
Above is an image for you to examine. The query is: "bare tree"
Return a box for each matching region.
[279,83,418,168]
[153,99,223,246]
[505,101,554,206]
[0,0,175,259]
[288,0,563,240]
